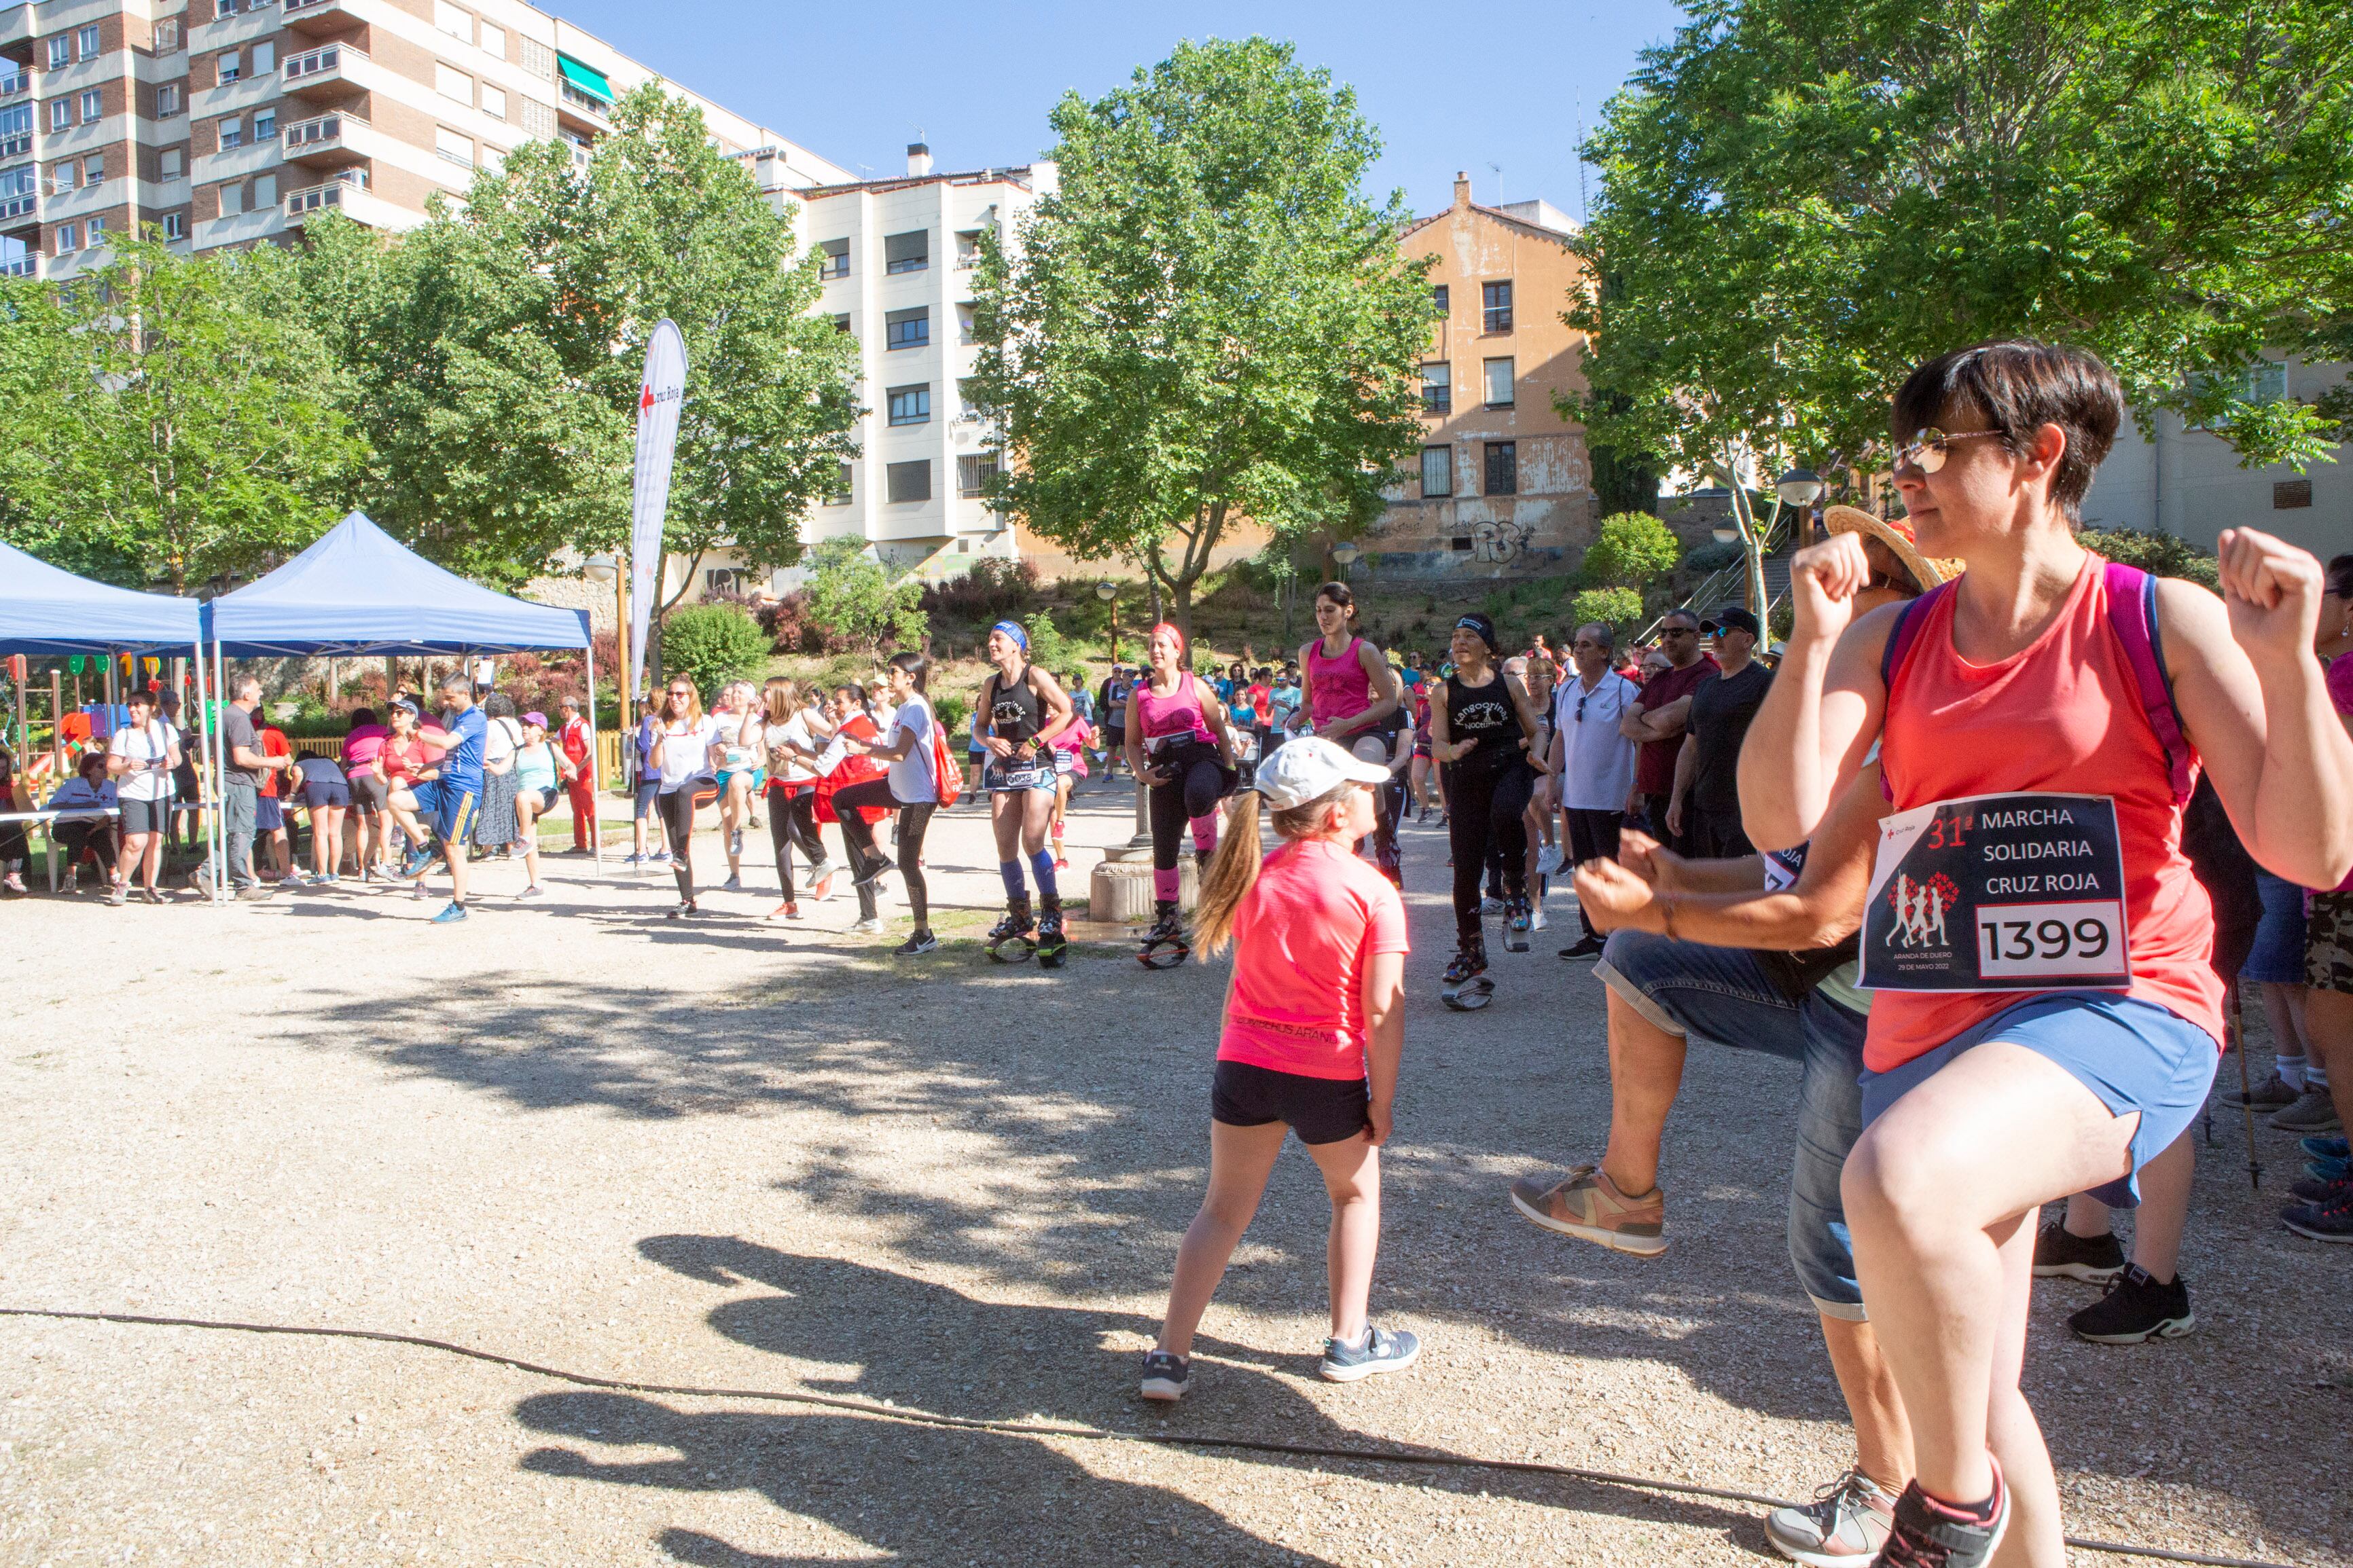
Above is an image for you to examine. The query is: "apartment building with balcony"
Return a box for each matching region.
[1371,172,1598,579]
[0,0,848,278]
[734,142,1055,583]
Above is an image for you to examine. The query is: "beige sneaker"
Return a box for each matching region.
[1508,1164,1667,1257]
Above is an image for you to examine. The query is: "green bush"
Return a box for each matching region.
[933,692,970,733]
[662,604,772,700]
[1568,587,1645,637]
[1681,539,1744,574]
[1581,511,1684,589]
[806,538,929,651]
[2079,528,2220,592]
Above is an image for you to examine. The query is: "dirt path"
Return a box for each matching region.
[3,780,2347,1566]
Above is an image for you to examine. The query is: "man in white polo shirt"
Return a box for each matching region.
[1548,621,1641,959]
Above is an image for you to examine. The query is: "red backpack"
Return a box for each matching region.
[928,712,963,808]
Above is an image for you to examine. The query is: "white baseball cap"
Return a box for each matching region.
[1254,735,1390,810]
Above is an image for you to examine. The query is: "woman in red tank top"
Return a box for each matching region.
[1739,342,2353,1567]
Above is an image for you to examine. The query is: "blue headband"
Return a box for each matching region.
[992,621,1028,652]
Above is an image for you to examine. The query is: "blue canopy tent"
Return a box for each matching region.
[0,538,203,657]
[0,541,210,855]
[203,511,590,657]
[200,512,602,892]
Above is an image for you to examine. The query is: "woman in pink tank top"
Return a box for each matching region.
[1739,342,2353,1566]
[1297,581,1407,886]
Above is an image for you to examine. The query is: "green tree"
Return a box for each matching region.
[301,84,860,604]
[0,238,361,591]
[1580,511,1683,591]
[1568,587,1646,638]
[972,37,1433,644]
[803,539,927,653]
[660,602,772,699]
[1574,0,2353,495]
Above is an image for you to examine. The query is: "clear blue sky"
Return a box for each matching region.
[547,0,1692,223]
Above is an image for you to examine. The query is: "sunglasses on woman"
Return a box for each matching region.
[1893,427,2004,474]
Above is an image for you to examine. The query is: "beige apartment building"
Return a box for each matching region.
[1369,172,1597,578]
[0,0,847,278]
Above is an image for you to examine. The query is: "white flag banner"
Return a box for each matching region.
[628,318,687,706]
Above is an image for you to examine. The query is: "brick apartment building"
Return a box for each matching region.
[1370,172,1597,579]
[0,0,845,279]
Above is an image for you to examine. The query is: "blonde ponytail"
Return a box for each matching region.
[1190,783,1355,959]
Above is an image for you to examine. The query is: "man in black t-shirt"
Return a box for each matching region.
[1669,606,1773,858]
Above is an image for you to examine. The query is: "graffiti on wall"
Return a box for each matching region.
[1471,519,1531,565]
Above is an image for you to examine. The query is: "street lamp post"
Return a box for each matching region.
[1331,540,1359,580]
[1096,578,1117,666]
[1776,467,1825,543]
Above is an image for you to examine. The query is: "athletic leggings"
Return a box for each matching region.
[1336,727,1403,882]
[831,778,935,929]
[1443,756,1532,941]
[766,786,826,894]
[657,784,702,902]
[1147,742,1226,903]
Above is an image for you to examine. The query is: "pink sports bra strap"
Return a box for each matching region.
[2100,561,2195,807]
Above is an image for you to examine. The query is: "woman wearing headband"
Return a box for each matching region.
[1297,581,1407,888]
[1429,612,1549,998]
[977,619,1077,961]
[1125,621,1241,967]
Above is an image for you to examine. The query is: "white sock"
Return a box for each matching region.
[2309,1059,2330,1091]
[2278,1053,2309,1092]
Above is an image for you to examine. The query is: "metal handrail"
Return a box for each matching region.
[284,42,365,80]
[282,109,362,148]
[1636,505,1794,645]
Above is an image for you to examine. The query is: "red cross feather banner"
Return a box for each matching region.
[628,318,687,706]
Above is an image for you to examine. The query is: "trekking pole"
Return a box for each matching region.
[2229,985,2261,1192]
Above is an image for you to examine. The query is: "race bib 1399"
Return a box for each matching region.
[1861,791,2131,993]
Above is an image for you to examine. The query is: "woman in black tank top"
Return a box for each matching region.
[978,621,1075,951]
[1431,613,1548,980]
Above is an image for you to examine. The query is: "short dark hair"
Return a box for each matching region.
[886,649,931,693]
[2325,553,2353,600]
[1892,340,2121,522]
[1659,608,1700,629]
[348,708,376,728]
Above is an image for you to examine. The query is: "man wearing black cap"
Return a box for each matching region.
[1669,606,1772,858]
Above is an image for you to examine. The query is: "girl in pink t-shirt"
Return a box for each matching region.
[1140,737,1416,1404]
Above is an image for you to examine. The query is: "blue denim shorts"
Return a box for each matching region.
[2244,870,2310,985]
[1598,930,1870,1320]
[1859,993,2219,1208]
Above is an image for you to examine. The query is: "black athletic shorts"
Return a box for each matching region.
[1210,1059,1370,1145]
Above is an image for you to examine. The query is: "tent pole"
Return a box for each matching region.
[48,668,63,778]
[211,635,228,906]
[585,639,602,871]
[190,638,212,906]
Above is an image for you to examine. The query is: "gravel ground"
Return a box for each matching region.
[3,779,2348,1568]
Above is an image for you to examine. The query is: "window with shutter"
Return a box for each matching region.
[883,230,927,274]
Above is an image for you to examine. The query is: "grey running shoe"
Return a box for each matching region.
[1764,1467,1894,1567]
[848,915,883,934]
[1318,1324,1420,1383]
[2218,1070,2299,1110]
[894,930,939,956]
[2271,1089,2344,1134]
[1138,1349,1190,1402]
[1878,1469,2009,1567]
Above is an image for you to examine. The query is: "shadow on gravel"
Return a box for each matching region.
[507,1235,1759,1566]
[285,949,1871,1433]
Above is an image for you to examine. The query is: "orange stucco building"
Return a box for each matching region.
[1369,173,1596,578]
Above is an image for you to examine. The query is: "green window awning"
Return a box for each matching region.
[556,54,613,104]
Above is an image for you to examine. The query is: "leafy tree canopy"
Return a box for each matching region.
[803,539,927,654]
[973,37,1434,640]
[301,84,860,596]
[0,238,362,591]
[1575,0,2353,487]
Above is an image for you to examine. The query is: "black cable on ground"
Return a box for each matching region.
[0,1307,2303,1568]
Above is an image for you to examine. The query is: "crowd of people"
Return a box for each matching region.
[10,337,2351,1568]
[1129,340,2353,1568]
